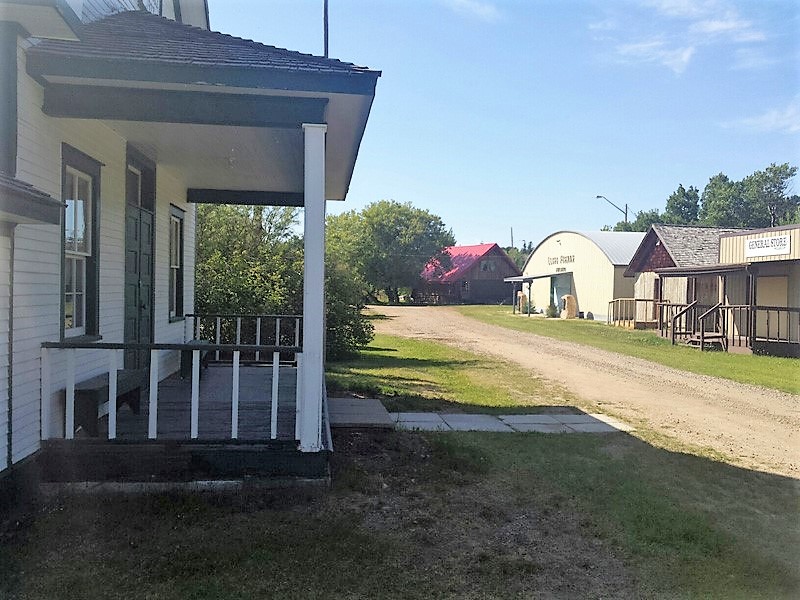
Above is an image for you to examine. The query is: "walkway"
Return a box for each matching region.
[327,397,633,433]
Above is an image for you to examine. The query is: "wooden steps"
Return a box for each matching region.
[686,332,727,351]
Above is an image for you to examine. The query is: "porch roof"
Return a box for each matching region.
[24,10,381,202]
[654,263,749,277]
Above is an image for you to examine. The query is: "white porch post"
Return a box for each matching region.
[298,123,326,452]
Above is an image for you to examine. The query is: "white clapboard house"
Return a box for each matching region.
[0,0,379,488]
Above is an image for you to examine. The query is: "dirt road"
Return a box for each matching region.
[371,305,799,478]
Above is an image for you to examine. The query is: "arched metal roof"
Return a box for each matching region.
[525,230,646,270]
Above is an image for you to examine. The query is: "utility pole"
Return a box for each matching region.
[510,227,514,248]
[323,0,329,58]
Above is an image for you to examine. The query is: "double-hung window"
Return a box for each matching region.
[62,144,100,338]
[169,205,184,319]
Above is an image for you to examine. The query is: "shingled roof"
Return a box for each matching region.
[26,10,380,92]
[625,224,747,275]
[653,224,745,267]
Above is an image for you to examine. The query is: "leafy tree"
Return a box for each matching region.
[328,201,455,303]
[196,205,303,316]
[663,184,700,224]
[699,164,798,227]
[504,246,530,269]
[196,204,374,360]
[611,208,662,232]
[742,163,798,227]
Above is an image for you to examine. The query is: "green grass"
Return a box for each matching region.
[467,432,799,598]
[3,334,798,599]
[327,333,580,413]
[456,305,800,394]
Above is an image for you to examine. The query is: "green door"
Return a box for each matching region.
[124,166,154,369]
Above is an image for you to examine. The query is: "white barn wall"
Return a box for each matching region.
[9,37,195,459]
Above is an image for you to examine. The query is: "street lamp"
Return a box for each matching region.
[596,195,628,225]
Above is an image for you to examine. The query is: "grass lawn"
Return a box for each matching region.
[456,305,800,395]
[3,335,798,598]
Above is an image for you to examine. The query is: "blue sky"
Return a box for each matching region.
[208,0,799,247]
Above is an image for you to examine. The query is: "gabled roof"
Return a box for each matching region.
[625,224,746,275]
[26,10,380,94]
[421,243,519,283]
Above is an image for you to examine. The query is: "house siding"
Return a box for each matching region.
[80,0,159,22]
[5,35,195,464]
[0,232,9,471]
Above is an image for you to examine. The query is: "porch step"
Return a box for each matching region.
[686,333,727,350]
[39,439,329,482]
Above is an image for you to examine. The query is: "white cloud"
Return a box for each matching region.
[643,0,719,19]
[689,13,765,41]
[731,47,778,70]
[589,18,617,31]
[616,39,695,74]
[596,1,772,75]
[443,0,501,22]
[724,98,800,134]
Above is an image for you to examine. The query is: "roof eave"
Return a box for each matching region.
[25,51,381,96]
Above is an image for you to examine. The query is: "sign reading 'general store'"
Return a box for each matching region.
[744,233,791,258]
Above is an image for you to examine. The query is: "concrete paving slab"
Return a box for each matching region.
[395,412,450,424]
[587,414,636,431]
[396,420,451,432]
[554,415,603,424]
[439,414,514,432]
[499,414,561,425]
[568,422,621,433]
[507,423,571,433]
[327,397,394,428]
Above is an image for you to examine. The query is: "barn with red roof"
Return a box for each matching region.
[418,243,520,304]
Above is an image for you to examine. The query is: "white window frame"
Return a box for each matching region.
[64,166,92,337]
[168,211,184,319]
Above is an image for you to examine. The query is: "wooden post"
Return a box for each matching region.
[40,347,50,440]
[108,349,118,440]
[65,349,75,440]
[191,349,200,439]
[298,123,326,452]
[215,316,221,361]
[231,350,240,439]
[148,349,159,439]
[527,282,532,316]
[255,317,262,362]
[271,351,280,439]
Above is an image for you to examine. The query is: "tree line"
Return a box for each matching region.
[196,200,455,359]
[608,163,798,232]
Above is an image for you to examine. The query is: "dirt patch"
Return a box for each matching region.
[371,305,799,478]
[330,429,637,598]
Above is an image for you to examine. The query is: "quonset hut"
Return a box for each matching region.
[507,231,644,321]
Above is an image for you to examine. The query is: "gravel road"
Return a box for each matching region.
[371,305,800,478]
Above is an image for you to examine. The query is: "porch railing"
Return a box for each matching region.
[41,339,301,442]
[607,298,656,328]
[698,303,726,351]
[754,306,800,344]
[185,313,302,364]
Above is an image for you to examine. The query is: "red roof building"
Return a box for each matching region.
[418,244,520,304]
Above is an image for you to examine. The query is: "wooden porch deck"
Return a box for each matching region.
[114,364,298,441]
[37,364,335,483]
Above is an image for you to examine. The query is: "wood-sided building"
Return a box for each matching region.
[0,0,379,491]
[418,243,520,304]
